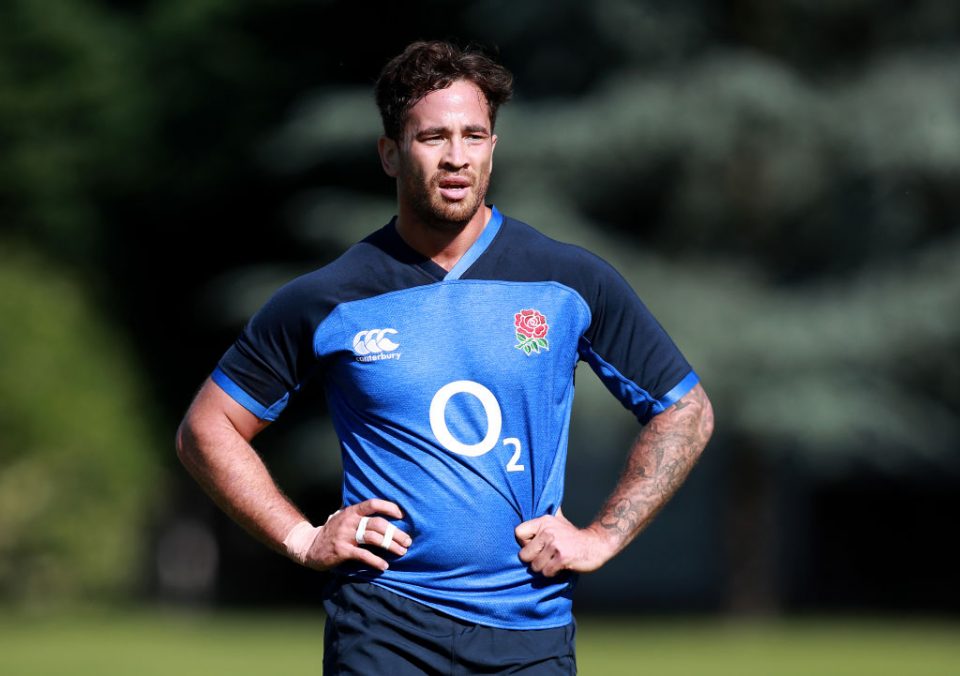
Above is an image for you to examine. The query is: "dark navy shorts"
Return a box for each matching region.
[322,578,577,675]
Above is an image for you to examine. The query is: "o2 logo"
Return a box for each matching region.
[429,380,525,472]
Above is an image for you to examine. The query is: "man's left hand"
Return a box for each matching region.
[515,509,614,577]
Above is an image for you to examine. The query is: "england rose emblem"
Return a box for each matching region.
[514,309,550,355]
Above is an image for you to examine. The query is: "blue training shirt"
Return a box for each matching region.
[213,206,698,629]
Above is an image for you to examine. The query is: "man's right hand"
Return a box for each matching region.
[302,499,412,572]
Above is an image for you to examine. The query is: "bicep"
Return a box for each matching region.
[181,377,271,447]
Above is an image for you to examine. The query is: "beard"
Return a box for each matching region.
[401,163,490,232]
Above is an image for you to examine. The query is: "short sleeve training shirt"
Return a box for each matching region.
[214,207,698,629]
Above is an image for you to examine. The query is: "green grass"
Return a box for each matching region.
[0,610,957,675]
[576,616,960,675]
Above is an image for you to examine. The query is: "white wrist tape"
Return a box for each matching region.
[282,520,322,565]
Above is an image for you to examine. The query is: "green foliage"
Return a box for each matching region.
[1,0,957,611]
[256,28,960,470]
[0,0,153,262]
[0,244,162,605]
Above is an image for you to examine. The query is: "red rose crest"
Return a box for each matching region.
[514,309,550,355]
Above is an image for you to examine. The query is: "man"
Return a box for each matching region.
[177,40,713,674]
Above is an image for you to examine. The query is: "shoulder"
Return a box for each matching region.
[259,226,408,320]
[498,217,599,262]
[488,216,631,299]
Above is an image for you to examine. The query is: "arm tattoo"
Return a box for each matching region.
[600,498,640,534]
[597,384,714,543]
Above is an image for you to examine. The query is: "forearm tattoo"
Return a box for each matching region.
[598,384,714,543]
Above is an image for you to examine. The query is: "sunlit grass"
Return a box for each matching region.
[0,610,957,675]
[576,616,960,676]
[0,609,326,676]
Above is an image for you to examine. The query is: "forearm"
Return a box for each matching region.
[176,380,413,572]
[176,411,305,555]
[591,383,714,560]
[516,383,713,577]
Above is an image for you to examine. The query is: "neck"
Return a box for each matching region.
[395,204,492,272]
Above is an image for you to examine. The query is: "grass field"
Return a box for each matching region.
[1,610,958,675]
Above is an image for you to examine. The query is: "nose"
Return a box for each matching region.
[441,137,468,170]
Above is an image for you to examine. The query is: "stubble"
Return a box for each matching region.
[402,162,490,232]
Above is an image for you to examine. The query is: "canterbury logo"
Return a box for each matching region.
[352,329,400,356]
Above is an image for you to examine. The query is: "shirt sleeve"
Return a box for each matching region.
[577,257,698,424]
[212,278,324,421]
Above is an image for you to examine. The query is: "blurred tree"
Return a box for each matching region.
[257,40,960,468]
[0,0,164,607]
[235,0,960,612]
[2,0,957,612]
[0,0,154,268]
[0,243,161,605]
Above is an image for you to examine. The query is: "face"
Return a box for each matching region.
[380,79,497,231]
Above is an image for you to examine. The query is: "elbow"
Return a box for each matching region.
[683,383,714,457]
[175,416,197,468]
[699,392,716,451]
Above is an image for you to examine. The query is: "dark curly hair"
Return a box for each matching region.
[375,40,514,141]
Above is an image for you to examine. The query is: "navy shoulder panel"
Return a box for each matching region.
[466,217,696,421]
[462,218,599,308]
[215,221,435,419]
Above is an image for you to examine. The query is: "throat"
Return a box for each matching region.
[396,206,492,272]
[431,249,464,273]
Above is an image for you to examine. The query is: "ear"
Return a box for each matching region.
[378,136,399,178]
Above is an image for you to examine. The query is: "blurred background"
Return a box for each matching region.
[1,0,959,671]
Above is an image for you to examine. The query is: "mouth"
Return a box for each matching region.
[437,176,472,201]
